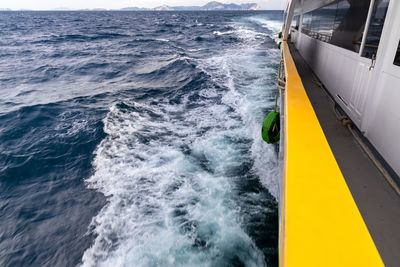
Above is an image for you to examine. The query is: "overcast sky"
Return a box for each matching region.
[0,0,284,10]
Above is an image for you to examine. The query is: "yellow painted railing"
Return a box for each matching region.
[279,41,384,267]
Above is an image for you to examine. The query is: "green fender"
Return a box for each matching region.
[261,111,280,144]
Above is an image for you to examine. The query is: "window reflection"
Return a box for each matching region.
[394,41,400,66]
[311,10,320,33]
[300,0,389,56]
[302,2,338,42]
[333,1,350,33]
[330,0,371,53]
[302,12,312,31]
[291,15,300,30]
[362,0,390,58]
[313,4,337,42]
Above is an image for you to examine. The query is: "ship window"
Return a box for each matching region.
[299,0,389,55]
[302,12,312,31]
[361,0,390,59]
[311,10,321,33]
[313,3,337,43]
[302,2,338,41]
[291,15,300,30]
[332,1,350,33]
[330,0,372,53]
[394,41,400,66]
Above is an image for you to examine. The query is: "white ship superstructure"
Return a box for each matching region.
[277,1,400,266]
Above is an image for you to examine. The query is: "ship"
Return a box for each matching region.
[275,0,400,266]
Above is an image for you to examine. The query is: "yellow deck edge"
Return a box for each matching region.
[279,41,384,267]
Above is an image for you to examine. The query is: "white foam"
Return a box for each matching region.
[132,54,192,75]
[82,15,280,267]
[233,26,269,43]
[55,111,90,138]
[247,17,283,43]
[155,38,169,42]
[213,30,235,36]
[248,17,283,34]
[197,44,280,198]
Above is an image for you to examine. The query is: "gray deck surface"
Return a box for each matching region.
[288,42,400,267]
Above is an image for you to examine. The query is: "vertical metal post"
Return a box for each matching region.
[359,0,376,56]
[283,0,298,41]
[298,0,304,31]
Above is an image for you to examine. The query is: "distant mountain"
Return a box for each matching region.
[154,5,174,11]
[124,2,261,11]
[202,1,226,10]
[238,3,262,10]
[119,7,149,11]
[168,6,199,11]
[2,2,263,12]
[18,2,262,12]
[202,1,261,10]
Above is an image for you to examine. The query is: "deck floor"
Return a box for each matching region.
[288,42,400,267]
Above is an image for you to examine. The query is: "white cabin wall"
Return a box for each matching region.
[291,32,371,126]
[289,0,400,176]
[362,0,400,176]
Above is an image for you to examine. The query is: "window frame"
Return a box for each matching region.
[299,0,390,59]
[393,40,400,67]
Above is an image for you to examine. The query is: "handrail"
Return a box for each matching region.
[279,41,384,267]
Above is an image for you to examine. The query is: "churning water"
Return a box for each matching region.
[0,11,282,267]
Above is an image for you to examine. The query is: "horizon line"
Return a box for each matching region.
[0,9,284,11]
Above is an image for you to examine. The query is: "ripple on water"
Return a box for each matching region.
[0,10,283,267]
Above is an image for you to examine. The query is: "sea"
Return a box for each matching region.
[0,10,283,267]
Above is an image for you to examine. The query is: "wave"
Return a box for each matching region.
[248,17,283,34]
[82,94,268,266]
[213,30,236,36]
[0,11,282,266]
[30,33,130,45]
[82,15,280,266]
[247,16,283,43]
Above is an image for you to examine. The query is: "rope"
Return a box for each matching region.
[346,122,400,196]
[311,79,400,196]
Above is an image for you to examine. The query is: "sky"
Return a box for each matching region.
[0,0,285,10]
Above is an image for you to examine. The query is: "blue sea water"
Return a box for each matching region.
[0,11,282,267]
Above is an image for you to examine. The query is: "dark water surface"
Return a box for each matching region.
[0,11,282,267]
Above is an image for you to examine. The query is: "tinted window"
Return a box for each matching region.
[333,1,350,32]
[311,10,321,32]
[313,3,337,42]
[302,12,312,30]
[394,41,400,66]
[300,0,390,56]
[317,4,337,35]
[362,0,390,58]
[301,2,337,41]
[291,15,300,30]
[330,0,371,53]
